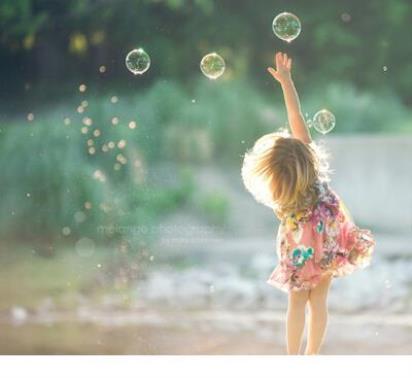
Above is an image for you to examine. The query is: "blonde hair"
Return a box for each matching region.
[241,130,330,219]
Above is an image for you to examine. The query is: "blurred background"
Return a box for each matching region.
[0,0,411,354]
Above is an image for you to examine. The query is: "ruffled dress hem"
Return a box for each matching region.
[266,181,375,293]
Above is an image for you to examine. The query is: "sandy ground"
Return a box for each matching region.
[1,309,412,354]
[1,165,411,355]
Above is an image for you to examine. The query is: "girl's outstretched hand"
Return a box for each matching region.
[267,52,311,143]
[267,52,292,84]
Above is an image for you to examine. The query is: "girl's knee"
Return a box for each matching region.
[289,289,310,307]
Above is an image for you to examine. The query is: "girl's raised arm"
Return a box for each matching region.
[267,52,312,144]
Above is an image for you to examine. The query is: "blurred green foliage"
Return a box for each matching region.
[1,0,412,244]
[0,85,196,243]
[1,77,409,243]
[1,0,412,103]
[197,192,229,226]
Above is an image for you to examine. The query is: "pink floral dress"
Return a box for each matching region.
[267,179,375,292]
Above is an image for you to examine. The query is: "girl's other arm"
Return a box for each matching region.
[267,52,312,144]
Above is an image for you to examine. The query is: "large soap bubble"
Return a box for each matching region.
[313,109,336,135]
[272,12,301,43]
[200,53,226,80]
[125,48,151,75]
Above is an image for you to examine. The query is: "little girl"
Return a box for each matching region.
[241,52,375,355]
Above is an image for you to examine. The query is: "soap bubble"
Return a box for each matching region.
[62,227,71,236]
[200,53,226,80]
[272,12,301,43]
[341,13,352,23]
[75,237,95,258]
[312,109,336,135]
[125,48,151,75]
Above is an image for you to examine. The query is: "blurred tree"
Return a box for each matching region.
[0,0,412,103]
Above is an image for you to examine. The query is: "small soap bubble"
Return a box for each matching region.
[79,84,87,93]
[77,106,85,114]
[81,127,88,134]
[108,141,115,149]
[27,113,34,122]
[81,100,88,108]
[117,140,126,149]
[116,153,127,164]
[64,117,71,126]
[272,12,301,43]
[99,65,106,73]
[82,117,93,126]
[88,147,96,155]
[128,121,137,129]
[200,53,226,80]
[62,227,71,236]
[110,96,119,104]
[191,99,196,104]
[26,193,31,198]
[93,170,106,182]
[75,237,95,258]
[383,65,388,72]
[125,48,151,75]
[93,129,101,137]
[84,201,92,210]
[341,13,352,23]
[111,117,119,125]
[74,211,86,223]
[312,109,336,135]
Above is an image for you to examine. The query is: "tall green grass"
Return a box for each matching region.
[302,83,412,134]
[0,78,410,245]
[0,89,195,245]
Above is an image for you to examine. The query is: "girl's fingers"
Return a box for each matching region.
[275,52,293,70]
[267,67,279,80]
[275,52,282,68]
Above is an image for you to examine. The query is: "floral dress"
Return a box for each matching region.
[267,179,375,292]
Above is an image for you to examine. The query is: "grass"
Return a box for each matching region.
[0,245,104,311]
[0,242,160,311]
[196,192,229,226]
[0,77,410,246]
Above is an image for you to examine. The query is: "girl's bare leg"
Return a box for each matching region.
[305,275,332,355]
[286,288,309,354]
